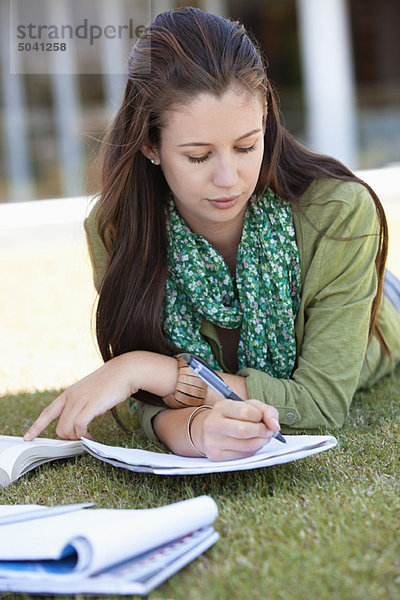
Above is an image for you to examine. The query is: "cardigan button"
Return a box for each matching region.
[285,411,296,423]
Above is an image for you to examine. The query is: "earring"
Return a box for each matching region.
[150,158,156,165]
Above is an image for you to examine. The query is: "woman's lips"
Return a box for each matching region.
[207,195,239,209]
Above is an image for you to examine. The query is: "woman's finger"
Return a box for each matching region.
[72,409,96,440]
[213,398,264,422]
[205,435,271,462]
[55,391,102,440]
[205,412,269,440]
[246,399,281,432]
[55,412,89,441]
[23,393,67,441]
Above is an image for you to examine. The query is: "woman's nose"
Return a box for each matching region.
[212,155,239,188]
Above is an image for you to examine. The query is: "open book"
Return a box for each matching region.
[0,435,83,487]
[0,496,219,596]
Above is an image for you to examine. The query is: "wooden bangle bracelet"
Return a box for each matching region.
[162,353,207,408]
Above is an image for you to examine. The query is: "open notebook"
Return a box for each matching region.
[0,496,218,595]
[81,434,338,475]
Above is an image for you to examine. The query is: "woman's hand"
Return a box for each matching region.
[24,356,138,441]
[154,397,281,460]
[191,399,281,461]
[24,352,179,441]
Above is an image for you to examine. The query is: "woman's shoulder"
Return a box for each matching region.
[84,198,100,231]
[84,200,105,256]
[291,177,380,271]
[299,176,375,210]
[293,177,378,236]
[84,199,109,292]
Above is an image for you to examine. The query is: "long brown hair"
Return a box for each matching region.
[95,7,389,381]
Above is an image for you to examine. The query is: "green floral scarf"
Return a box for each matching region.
[163,189,301,378]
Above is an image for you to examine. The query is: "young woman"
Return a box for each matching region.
[25,7,400,460]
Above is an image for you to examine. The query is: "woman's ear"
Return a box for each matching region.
[141,143,161,165]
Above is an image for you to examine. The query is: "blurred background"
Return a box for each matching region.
[1,0,399,396]
[0,0,399,204]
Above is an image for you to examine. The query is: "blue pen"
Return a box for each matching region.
[182,354,286,444]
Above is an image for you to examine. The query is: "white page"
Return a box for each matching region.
[0,503,95,526]
[0,438,36,480]
[0,496,218,578]
[81,435,337,474]
[0,435,82,450]
[0,435,30,450]
[0,435,83,484]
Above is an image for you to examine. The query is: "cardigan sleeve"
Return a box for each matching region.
[239,181,381,430]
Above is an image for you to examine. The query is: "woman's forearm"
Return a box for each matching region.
[130,351,179,397]
[23,347,251,443]
[24,350,179,441]
[136,351,249,403]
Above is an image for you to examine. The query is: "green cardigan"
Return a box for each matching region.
[84,178,400,439]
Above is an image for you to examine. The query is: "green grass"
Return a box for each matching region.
[1,371,399,600]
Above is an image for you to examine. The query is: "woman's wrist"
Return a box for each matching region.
[153,406,209,457]
[163,354,207,408]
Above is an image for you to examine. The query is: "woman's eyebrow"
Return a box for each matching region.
[178,128,262,147]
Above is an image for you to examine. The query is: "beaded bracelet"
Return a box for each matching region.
[187,405,212,457]
[162,353,207,408]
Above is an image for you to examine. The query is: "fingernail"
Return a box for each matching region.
[272,418,280,429]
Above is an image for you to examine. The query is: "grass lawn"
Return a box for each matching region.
[0,379,399,600]
[0,223,399,600]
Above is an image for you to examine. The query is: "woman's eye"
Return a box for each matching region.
[187,144,257,163]
[237,143,257,154]
[188,154,210,164]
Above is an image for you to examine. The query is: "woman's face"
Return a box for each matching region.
[152,86,265,236]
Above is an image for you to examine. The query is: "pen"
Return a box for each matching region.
[182,354,286,444]
[0,502,96,526]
